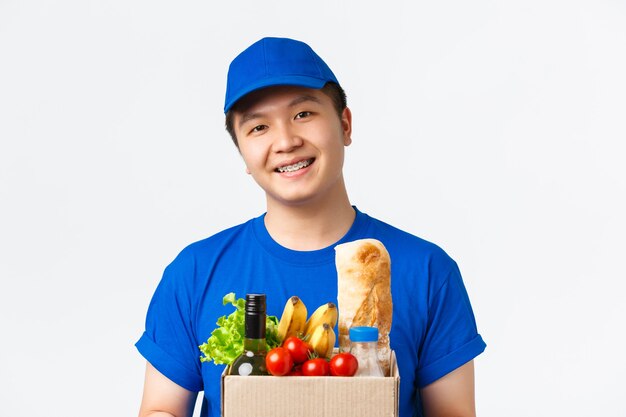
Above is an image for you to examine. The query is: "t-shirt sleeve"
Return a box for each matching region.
[416,259,486,388]
[135,254,204,392]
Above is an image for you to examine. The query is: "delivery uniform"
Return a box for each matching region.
[136,207,486,417]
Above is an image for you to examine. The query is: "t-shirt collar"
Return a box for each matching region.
[251,206,368,266]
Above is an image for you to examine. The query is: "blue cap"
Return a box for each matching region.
[349,326,379,342]
[224,37,340,113]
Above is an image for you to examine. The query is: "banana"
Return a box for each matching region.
[309,322,336,359]
[303,302,338,339]
[277,296,308,342]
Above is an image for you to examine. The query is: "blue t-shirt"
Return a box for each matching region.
[136,208,486,417]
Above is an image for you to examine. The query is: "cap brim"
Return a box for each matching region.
[224,75,328,113]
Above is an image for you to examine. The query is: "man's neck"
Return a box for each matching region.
[264,193,355,251]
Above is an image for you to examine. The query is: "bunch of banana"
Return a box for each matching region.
[308,322,336,359]
[277,296,308,341]
[277,297,338,359]
[306,303,338,359]
[303,302,338,338]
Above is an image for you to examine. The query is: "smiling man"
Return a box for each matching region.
[232,84,354,250]
[137,37,486,417]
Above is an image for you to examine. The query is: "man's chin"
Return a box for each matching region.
[265,190,319,209]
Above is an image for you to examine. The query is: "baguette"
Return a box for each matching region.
[335,238,392,375]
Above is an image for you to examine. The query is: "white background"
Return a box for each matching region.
[1,1,625,416]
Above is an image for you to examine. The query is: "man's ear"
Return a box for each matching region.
[245,166,251,175]
[341,107,353,146]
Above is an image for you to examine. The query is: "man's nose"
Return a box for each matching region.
[272,123,303,152]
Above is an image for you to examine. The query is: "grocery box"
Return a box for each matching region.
[221,350,399,417]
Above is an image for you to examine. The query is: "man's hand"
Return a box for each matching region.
[420,360,476,417]
[138,362,197,417]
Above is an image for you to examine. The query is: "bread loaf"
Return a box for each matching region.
[335,238,392,376]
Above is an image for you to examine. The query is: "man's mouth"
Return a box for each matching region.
[275,158,315,173]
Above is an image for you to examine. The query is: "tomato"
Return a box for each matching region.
[329,352,358,376]
[265,347,294,376]
[283,336,312,364]
[302,358,330,376]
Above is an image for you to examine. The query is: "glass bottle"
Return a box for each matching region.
[349,326,384,377]
[228,293,268,376]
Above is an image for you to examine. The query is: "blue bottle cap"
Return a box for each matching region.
[349,326,379,342]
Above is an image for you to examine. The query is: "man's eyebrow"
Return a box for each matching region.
[288,94,321,107]
[238,112,263,129]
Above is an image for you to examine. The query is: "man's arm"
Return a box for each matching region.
[138,362,198,417]
[420,360,476,417]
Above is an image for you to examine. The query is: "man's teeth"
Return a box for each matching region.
[277,159,313,173]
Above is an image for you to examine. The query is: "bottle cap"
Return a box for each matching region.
[245,293,266,313]
[349,326,379,342]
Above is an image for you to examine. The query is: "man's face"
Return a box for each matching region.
[232,85,352,209]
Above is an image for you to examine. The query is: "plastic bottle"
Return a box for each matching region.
[349,326,384,377]
[228,294,268,375]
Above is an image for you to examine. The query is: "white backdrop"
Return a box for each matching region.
[1,1,625,416]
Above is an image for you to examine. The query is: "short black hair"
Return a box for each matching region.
[224,82,347,148]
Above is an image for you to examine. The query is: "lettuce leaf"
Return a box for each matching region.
[199,293,280,365]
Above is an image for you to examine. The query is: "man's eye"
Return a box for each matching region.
[295,111,311,119]
[251,125,267,133]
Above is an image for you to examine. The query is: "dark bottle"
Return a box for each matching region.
[228,293,268,376]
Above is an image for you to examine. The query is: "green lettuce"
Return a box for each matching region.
[199,293,280,365]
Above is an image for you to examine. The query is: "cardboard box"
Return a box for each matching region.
[221,351,399,417]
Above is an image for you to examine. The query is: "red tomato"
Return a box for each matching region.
[302,358,330,376]
[283,336,312,364]
[329,352,358,376]
[265,347,294,376]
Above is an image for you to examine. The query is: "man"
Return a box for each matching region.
[137,37,486,417]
